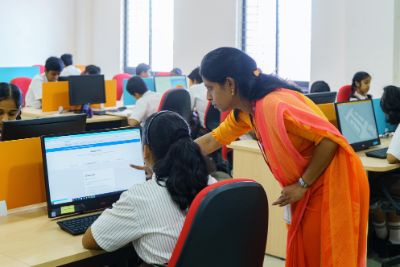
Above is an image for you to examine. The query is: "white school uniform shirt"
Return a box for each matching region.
[25,74,48,109]
[60,65,81,77]
[387,125,400,160]
[189,83,208,128]
[129,91,162,125]
[91,176,217,264]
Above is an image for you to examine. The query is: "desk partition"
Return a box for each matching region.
[0,66,40,82]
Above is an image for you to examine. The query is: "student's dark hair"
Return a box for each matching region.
[188,67,202,83]
[170,67,183,76]
[310,80,330,93]
[381,85,400,125]
[143,111,209,211]
[135,63,151,75]
[351,71,371,93]
[60,54,73,66]
[126,76,148,96]
[45,57,64,72]
[0,83,23,119]
[83,65,101,75]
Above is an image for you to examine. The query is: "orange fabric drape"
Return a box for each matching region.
[254,89,369,267]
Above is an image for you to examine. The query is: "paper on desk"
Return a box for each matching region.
[0,200,8,216]
[284,204,291,224]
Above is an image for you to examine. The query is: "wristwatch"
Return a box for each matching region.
[298,177,309,188]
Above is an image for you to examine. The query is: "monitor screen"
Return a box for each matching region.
[68,75,106,106]
[154,76,187,95]
[123,77,155,106]
[42,127,146,218]
[335,100,380,151]
[372,98,397,135]
[305,92,337,104]
[1,114,87,141]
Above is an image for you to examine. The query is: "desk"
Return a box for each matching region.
[228,138,400,259]
[0,204,103,267]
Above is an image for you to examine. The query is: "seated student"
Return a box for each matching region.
[170,67,183,76]
[82,111,216,265]
[81,65,101,75]
[371,85,400,245]
[310,80,330,93]
[188,67,207,128]
[337,71,372,102]
[136,63,151,78]
[60,54,81,76]
[0,83,22,132]
[25,57,64,109]
[126,76,161,127]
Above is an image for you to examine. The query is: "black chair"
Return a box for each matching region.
[168,179,268,267]
[157,89,191,122]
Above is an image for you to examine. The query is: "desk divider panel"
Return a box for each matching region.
[0,66,40,82]
[317,103,337,128]
[0,137,46,209]
[42,80,117,112]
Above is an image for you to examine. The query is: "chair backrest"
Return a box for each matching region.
[158,89,191,122]
[112,73,132,100]
[204,101,221,131]
[337,84,352,102]
[10,77,32,106]
[168,179,268,267]
[33,64,45,74]
[155,71,171,76]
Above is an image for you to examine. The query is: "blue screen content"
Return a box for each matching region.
[336,100,379,145]
[154,76,188,95]
[43,128,146,206]
[123,77,155,105]
[0,66,40,82]
[372,98,397,135]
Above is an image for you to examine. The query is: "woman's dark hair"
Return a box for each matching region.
[200,47,301,101]
[351,71,371,93]
[126,76,148,96]
[381,85,400,124]
[188,67,203,83]
[310,80,330,93]
[0,83,22,119]
[143,111,209,211]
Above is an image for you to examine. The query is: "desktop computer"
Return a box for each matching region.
[68,75,106,108]
[41,127,146,234]
[305,92,337,104]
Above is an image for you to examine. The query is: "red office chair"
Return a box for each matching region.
[155,71,171,76]
[33,64,45,74]
[168,178,268,267]
[204,101,221,131]
[112,73,132,100]
[337,85,352,102]
[10,77,32,106]
[158,89,191,122]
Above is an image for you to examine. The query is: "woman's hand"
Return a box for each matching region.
[272,183,308,207]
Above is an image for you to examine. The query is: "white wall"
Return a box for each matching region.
[311,0,397,97]
[0,0,76,66]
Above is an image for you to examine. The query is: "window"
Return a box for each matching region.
[124,0,174,73]
[242,0,311,82]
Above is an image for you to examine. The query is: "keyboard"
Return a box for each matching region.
[57,213,101,235]
[365,147,389,159]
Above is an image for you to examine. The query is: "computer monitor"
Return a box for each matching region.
[68,75,106,106]
[123,77,155,105]
[372,98,397,135]
[41,127,146,218]
[305,92,337,104]
[154,75,187,95]
[335,100,380,151]
[1,114,87,141]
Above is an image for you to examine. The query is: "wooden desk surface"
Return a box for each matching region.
[21,107,125,124]
[0,204,103,267]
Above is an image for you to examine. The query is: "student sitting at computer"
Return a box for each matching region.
[0,83,22,132]
[188,67,208,128]
[126,76,161,127]
[136,63,151,78]
[310,80,330,93]
[25,57,64,109]
[82,111,216,265]
[81,65,101,75]
[60,54,81,77]
[170,67,183,76]
[371,85,400,245]
[337,71,372,102]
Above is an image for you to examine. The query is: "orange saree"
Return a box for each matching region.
[254,89,369,267]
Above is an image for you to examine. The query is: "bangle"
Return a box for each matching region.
[298,177,309,188]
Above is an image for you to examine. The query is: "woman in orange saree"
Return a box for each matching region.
[196,47,369,267]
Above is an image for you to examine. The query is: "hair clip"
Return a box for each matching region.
[253,68,261,77]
